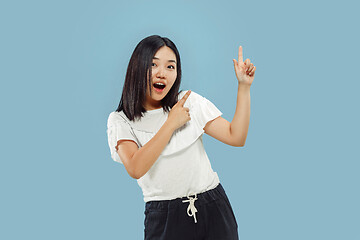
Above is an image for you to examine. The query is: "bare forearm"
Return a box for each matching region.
[132,120,175,179]
[230,84,251,146]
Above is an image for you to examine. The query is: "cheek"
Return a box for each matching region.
[168,80,176,88]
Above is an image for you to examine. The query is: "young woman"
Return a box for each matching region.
[106,35,255,240]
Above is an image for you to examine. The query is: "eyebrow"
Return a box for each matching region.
[153,57,176,64]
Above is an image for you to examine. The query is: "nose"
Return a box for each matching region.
[156,67,166,78]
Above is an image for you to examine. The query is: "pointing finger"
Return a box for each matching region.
[179,90,191,106]
[238,46,243,63]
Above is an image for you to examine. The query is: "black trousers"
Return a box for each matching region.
[144,183,239,240]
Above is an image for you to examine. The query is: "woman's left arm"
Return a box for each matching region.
[230,84,251,146]
[203,46,255,147]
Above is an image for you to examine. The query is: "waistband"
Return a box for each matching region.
[145,183,226,223]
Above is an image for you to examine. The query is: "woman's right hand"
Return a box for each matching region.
[167,90,192,131]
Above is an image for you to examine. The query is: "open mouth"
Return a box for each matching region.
[153,82,166,90]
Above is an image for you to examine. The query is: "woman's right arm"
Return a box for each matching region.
[117,90,192,179]
[117,120,175,179]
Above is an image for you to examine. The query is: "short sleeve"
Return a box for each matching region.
[106,112,139,164]
[189,91,223,130]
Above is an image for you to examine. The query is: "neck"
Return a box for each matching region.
[144,96,162,110]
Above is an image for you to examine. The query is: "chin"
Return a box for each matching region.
[152,88,168,97]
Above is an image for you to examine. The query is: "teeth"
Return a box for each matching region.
[154,83,165,86]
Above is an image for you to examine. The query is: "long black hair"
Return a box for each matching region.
[116,35,183,121]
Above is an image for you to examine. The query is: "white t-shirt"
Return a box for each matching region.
[106,90,223,202]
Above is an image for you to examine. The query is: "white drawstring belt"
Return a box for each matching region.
[182,193,198,223]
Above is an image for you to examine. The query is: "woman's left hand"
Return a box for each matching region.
[232,46,256,86]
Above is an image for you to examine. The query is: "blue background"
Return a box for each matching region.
[1,0,359,239]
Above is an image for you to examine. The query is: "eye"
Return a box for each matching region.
[151,63,156,67]
[168,65,175,69]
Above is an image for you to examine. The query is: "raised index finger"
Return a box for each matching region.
[238,46,243,63]
[179,90,191,106]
